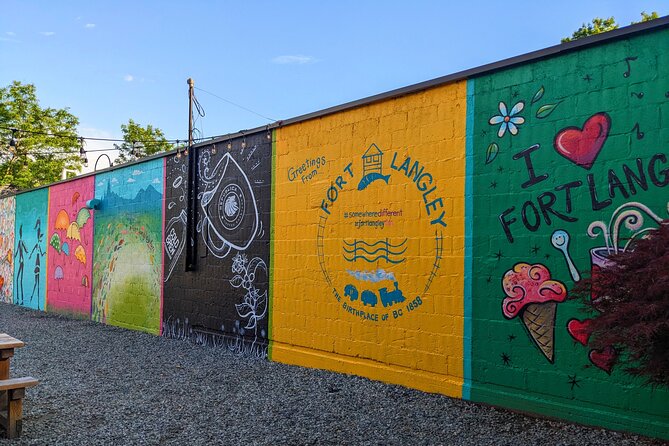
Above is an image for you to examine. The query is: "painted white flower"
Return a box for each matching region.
[489,101,525,137]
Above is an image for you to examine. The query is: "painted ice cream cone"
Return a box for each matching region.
[502,263,567,363]
[521,301,557,362]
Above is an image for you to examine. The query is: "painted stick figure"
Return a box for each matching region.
[15,225,28,305]
[28,218,45,310]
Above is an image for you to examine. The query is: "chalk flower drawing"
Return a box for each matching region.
[230,253,267,331]
[489,101,525,137]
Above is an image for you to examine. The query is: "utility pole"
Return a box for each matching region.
[187,78,194,147]
[185,78,197,271]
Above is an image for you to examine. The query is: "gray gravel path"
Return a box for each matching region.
[0,303,665,446]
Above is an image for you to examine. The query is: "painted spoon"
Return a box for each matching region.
[551,229,580,282]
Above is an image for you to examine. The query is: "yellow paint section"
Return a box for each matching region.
[272,81,467,397]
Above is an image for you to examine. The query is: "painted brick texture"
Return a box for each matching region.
[468,29,669,437]
[271,82,467,396]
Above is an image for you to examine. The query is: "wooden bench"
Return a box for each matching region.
[0,377,39,438]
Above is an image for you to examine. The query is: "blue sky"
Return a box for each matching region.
[1,1,666,169]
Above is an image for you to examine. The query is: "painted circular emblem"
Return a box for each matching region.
[218,183,245,231]
[316,144,448,323]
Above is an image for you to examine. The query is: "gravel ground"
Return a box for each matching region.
[0,303,666,446]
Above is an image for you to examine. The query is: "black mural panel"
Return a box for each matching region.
[163,133,271,357]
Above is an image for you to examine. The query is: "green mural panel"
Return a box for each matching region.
[469,29,669,438]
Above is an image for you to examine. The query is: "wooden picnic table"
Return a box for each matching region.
[0,334,37,439]
[0,334,25,380]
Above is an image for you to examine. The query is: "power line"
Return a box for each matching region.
[194,86,276,122]
[0,126,186,144]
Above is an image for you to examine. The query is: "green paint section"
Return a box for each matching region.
[106,275,160,334]
[469,28,669,439]
[268,132,276,360]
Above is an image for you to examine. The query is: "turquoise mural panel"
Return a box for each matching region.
[14,188,49,311]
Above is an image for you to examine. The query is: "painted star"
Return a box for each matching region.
[489,181,497,189]
[486,276,492,284]
[583,74,593,82]
[508,334,516,342]
[497,166,504,173]
[512,91,520,98]
[531,245,540,254]
[494,250,503,260]
[544,254,551,260]
[501,353,511,366]
[567,375,581,390]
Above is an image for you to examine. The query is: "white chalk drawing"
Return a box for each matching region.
[163,156,188,282]
[587,201,668,254]
[197,150,259,258]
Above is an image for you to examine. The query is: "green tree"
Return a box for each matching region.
[0,81,81,192]
[114,119,172,164]
[633,11,660,24]
[562,11,660,43]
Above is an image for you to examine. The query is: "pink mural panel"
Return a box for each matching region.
[47,176,95,317]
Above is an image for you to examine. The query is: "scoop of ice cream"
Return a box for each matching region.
[502,263,567,319]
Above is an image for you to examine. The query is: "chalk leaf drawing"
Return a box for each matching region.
[484,142,499,165]
[501,263,567,363]
[489,101,525,137]
[553,112,611,170]
[197,151,259,258]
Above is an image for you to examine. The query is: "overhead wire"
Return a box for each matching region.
[193,86,276,122]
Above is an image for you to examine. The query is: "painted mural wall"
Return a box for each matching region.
[272,82,467,395]
[92,159,164,334]
[46,177,95,317]
[0,22,667,442]
[467,28,669,436]
[162,135,271,357]
[0,197,15,304]
[13,189,49,311]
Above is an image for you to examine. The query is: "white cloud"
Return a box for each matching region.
[0,37,19,43]
[85,23,96,29]
[151,178,161,184]
[111,178,119,185]
[97,181,104,187]
[132,169,144,176]
[40,31,55,37]
[127,178,136,183]
[6,32,15,36]
[271,55,317,65]
[123,74,134,82]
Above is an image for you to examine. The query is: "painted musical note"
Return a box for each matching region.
[622,56,637,78]
[631,123,644,140]
[630,92,644,99]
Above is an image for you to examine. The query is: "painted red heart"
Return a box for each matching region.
[554,112,611,170]
[589,346,617,374]
[566,318,592,346]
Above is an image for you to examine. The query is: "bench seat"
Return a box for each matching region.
[0,377,39,439]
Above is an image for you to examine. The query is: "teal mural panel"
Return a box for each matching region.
[92,159,164,334]
[469,29,669,438]
[14,188,49,311]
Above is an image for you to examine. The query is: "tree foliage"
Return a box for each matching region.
[571,222,669,387]
[0,81,81,192]
[562,11,660,43]
[114,119,172,164]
